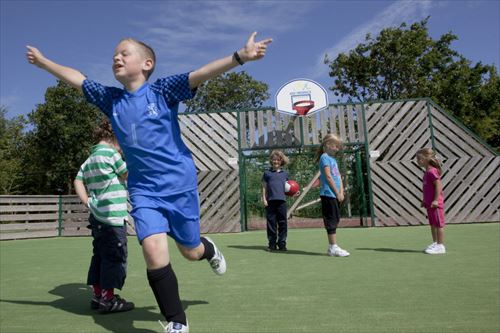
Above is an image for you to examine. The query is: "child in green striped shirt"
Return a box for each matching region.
[74,118,134,314]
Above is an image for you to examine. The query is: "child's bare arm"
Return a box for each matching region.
[324,166,344,202]
[26,46,86,92]
[431,179,442,208]
[74,179,90,207]
[262,182,268,207]
[189,32,272,89]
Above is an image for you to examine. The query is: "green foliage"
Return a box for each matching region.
[0,106,27,194]
[325,18,500,149]
[19,81,102,194]
[184,71,270,112]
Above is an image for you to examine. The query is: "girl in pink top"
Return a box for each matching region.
[416,148,446,254]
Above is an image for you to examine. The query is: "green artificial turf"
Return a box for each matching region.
[1,223,499,332]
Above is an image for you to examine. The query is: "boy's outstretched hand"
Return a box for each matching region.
[25,45,86,91]
[239,32,273,62]
[26,46,46,68]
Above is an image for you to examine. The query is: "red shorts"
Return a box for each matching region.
[427,208,445,228]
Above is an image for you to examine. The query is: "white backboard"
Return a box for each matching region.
[275,79,329,116]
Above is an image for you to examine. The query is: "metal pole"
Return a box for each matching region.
[426,99,437,150]
[360,103,377,226]
[355,148,368,226]
[57,188,63,236]
[236,110,246,232]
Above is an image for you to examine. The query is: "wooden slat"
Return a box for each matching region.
[356,105,364,141]
[329,107,338,136]
[1,230,58,240]
[0,204,59,213]
[320,109,328,140]
[239,111,247,149]
[266,110,276,146]
[338,107,346,141]
[257,111,265,146]
[431,106,492,156]
[0,222,58,232]
[0,196,59,204]
[347,105,356,142]
[0,213,59,222]
[186,114,237,163]
[248,111,255,148]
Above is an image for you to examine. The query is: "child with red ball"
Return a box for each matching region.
[261,150,298,252]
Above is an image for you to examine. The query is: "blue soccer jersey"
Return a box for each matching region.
[82,73,197,196]
[319,153,341,198]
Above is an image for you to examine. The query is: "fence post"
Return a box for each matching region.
[360,103,377,226]
[56,189,63,236]
[355,148,368,226]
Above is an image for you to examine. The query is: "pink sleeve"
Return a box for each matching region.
[428,168,441,183]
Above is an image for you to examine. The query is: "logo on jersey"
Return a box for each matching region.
[146,103,159,118]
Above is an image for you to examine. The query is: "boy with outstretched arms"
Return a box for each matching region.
[27,32,272,333]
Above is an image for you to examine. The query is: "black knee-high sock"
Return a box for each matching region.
[199,237,215,261]
[147,264,186,325]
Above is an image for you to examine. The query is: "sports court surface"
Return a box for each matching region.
[1,223,499,333]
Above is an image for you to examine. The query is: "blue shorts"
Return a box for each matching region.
[130,189,201,248]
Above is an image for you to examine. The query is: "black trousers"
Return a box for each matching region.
[87,214,128,290]
[266,200,288,248]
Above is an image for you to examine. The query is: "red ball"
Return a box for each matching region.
[285,180,300,196]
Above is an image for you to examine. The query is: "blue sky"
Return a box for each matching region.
[1,0,499,119]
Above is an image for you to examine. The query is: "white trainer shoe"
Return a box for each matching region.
[327,245,350,257]
[425,244,446,255]
[205,237,227,275]
[424,242,437,252]
[159,320,189,333]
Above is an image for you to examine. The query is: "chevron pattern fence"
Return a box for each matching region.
[178,99,498,232]
[365,99,499,226]
[179,112,241,232]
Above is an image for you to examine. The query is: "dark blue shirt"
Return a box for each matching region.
[262,169,289,201]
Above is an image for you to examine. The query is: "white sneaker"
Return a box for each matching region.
[205,237,226,275]
[424,242,437,252]
[425,244,446,255]
[159,320,189,333]
[327,245,350,257]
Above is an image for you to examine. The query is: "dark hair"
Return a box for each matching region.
[120,38,156,79]
[416,148,442,174]
[93,118,116,144]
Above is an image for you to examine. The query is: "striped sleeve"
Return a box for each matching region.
[75,165,84,181]
[108,150,127,176]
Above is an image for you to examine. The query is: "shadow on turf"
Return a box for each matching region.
[356,247,423,253]
[0,283,208,333]
[228,245,324,256]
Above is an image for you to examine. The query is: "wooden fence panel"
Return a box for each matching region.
[367,100,499,226]
[180,112,241,232]
[2,99,498,240]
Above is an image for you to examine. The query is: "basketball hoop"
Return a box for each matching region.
[293,100,315,115]
[275,79,328,116]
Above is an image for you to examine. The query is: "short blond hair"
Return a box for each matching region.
[120,38,156,79]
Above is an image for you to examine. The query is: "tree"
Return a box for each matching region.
[20,81,102,194]
[325,18,500,149]
[184,71,270,112]
[0,106,27,194]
